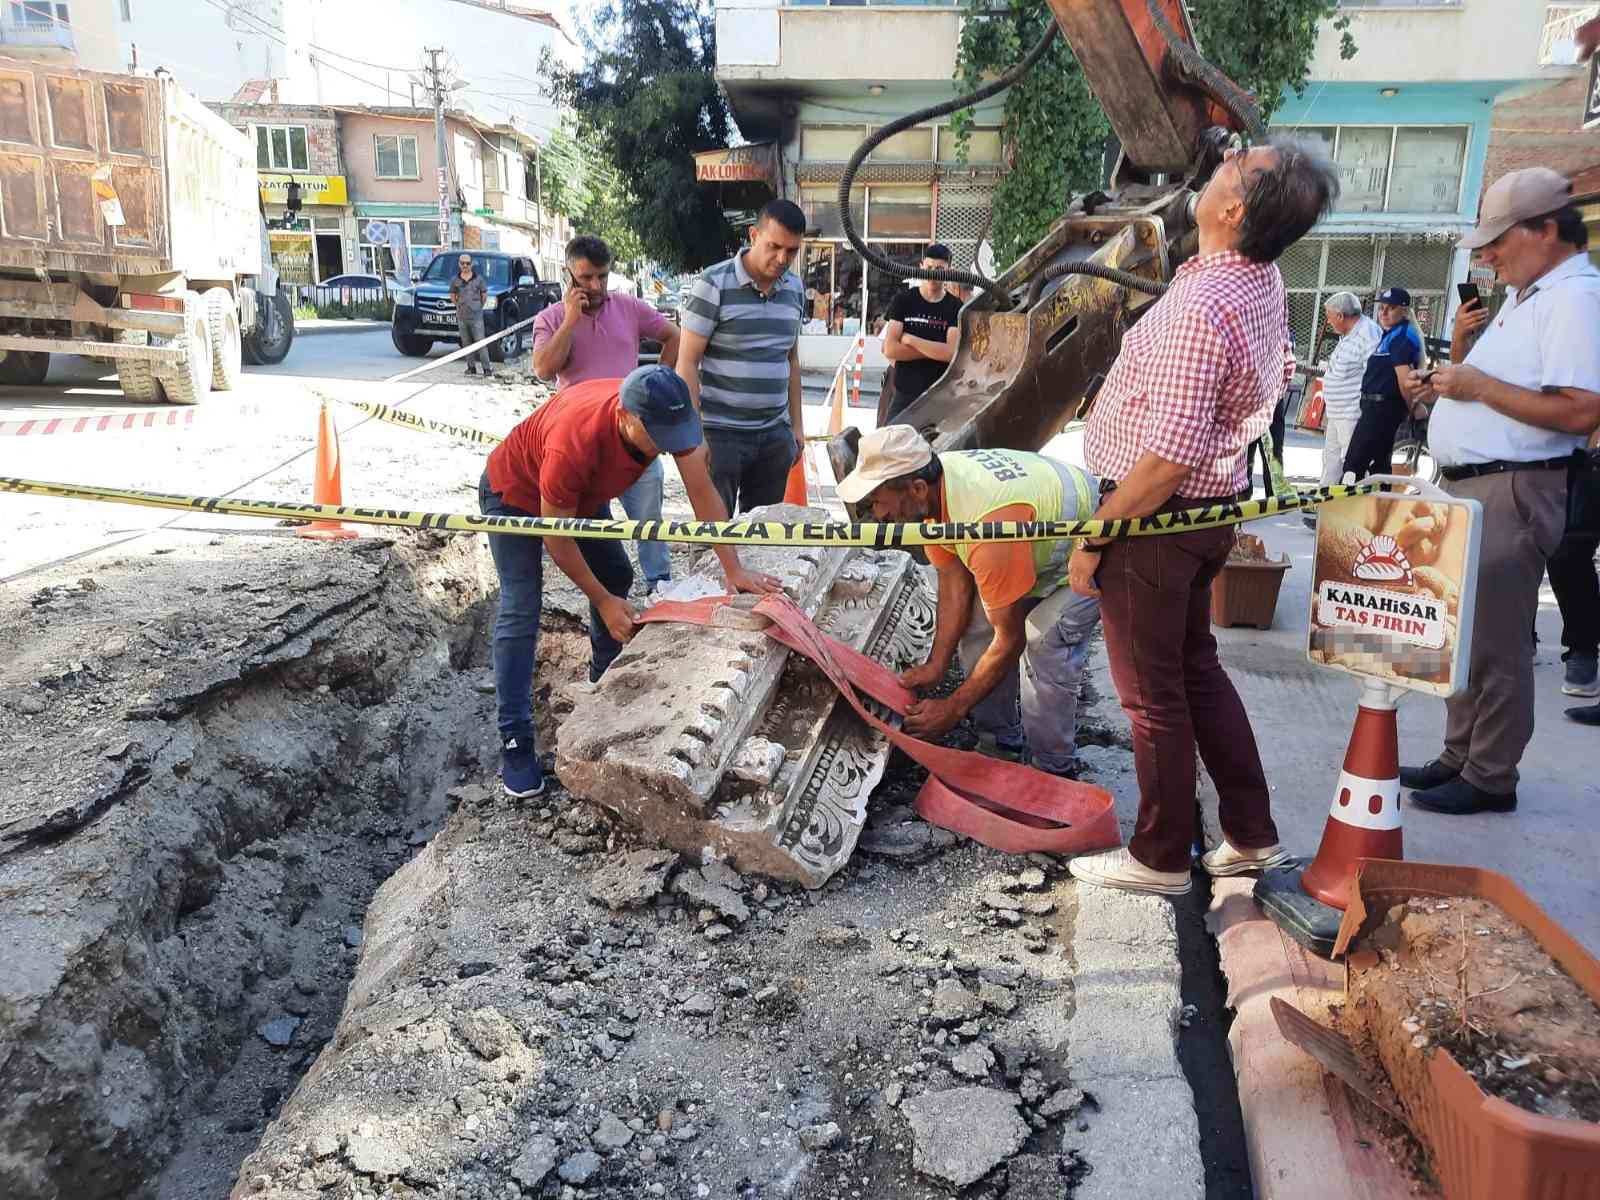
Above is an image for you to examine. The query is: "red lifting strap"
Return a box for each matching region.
[640,593,1122,857]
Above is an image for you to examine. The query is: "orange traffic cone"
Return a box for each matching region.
[1299,685,1403,908]
[784,447,809,505]
[299,401,359,541]
[1256,679,1404,956]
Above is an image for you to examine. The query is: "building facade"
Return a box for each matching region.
[715,0,1005,336]
[0,0,128,71]
[1272,0,1591,361]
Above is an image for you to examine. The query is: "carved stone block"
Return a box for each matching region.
[555,503,934,887]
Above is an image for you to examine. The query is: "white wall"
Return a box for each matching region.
[127,0,288,97]
[1305,0,1567,83]
[64,0,128,73]
[127,0,569,139]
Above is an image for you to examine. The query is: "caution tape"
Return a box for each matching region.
[325,397,505,446]
[0,475,1378,546]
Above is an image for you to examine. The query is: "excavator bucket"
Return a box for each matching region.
[829,190,1193,497]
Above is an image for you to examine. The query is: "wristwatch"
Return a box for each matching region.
[1080,537,1113,551]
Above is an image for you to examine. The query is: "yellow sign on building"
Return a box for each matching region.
[259,174,349,206]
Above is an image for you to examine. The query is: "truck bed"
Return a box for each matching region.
[0,56,257,280]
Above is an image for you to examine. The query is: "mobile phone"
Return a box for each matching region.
[1457,282,1481,307]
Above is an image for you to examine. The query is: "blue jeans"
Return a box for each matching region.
[705,423,799,515]
[478,471,634,745]
[957,584,1102,774]
[618,457,671,585]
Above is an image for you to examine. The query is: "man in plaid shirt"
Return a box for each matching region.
[1067,138,1339,896]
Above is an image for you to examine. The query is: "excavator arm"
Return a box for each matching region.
[828,0,1266,494]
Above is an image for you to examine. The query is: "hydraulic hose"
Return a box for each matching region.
[836,23,1060,308]
[835,1,1264,308]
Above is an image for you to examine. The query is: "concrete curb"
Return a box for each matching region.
[295,320,390,337]
[1061,645,1205,1199]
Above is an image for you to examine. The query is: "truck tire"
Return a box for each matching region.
[0,349,49,385]
[154,290,214,406]
[393,332,434,357]
[244,290,294,366]
[204,287,243,390]
[115,330,161,402]
[488,308,520,363]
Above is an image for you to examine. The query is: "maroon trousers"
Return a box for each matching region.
[1096,523,1280,872]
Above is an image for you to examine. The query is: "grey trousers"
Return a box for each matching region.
[1439,467,1568,794]
[958,584,1103,774]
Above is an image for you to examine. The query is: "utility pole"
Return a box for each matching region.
[424,47,453,250]
[533,144,543,273]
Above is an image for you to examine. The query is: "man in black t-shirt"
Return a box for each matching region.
[882,243,963,420]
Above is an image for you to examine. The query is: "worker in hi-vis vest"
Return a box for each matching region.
[836,425,1102,776]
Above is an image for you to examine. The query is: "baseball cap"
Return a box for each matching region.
[1459,168,1572,250]
[1375,287,1411,307]
[924,243,953,263]
[619,365,702,455]
[835,425,934,505]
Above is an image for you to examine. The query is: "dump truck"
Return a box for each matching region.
[0,56,292,403]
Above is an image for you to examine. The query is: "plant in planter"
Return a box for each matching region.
[1211,531,1291,630]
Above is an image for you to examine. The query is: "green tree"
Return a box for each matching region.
[539,122,646,266]
[954,0,1356,267]
[544,0,737,273]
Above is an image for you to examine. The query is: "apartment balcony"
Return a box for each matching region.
[716,0,965,138]
[1539,3,1600,65]
[0,18,75,62]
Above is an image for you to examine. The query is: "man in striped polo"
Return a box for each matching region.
[676,199,808,513]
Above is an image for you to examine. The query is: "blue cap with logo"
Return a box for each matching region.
[1375,287,1411,307]
[619,364,702,455]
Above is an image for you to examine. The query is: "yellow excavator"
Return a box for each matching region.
[827,0,1271,494]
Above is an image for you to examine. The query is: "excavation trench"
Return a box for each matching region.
[0,529,591,1200]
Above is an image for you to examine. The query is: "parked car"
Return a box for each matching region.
[390,252,559,360]
[640,290,681,365]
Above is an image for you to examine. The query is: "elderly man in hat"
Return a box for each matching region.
[1400,168,1600,815]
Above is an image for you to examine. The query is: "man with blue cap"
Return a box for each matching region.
[481,365,781,798]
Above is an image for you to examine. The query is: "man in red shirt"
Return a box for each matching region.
[1066,138,1339,896]
[480,365,779,797]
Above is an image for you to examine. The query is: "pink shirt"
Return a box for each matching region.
[1085,251,1294,499]
[531,294,674,390]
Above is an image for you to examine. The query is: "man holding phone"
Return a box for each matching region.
[1398,168,1600,815]
[532,236,682,594]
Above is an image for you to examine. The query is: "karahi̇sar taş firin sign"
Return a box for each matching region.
[1307,488,1482,698]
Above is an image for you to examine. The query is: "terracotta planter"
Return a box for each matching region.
[1333,860,1600,1200]
[1210,557,1291,630]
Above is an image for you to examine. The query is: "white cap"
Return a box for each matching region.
[835,425,934,504]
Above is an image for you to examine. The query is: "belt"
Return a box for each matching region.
[1099,479,1250,510]
[1439,456,1573,482]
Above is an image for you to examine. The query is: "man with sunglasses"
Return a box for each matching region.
[479,366,780,799]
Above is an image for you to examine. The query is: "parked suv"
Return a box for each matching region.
[391,252,559,360]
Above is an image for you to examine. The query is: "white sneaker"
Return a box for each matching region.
[1068,847,1192,896]
[1200,841,1295,877]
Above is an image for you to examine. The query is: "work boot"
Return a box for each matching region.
[1563,652,1600,698]
[1068,847,1191,896]
[1200,840,1295,876]
[1566,702,1600,726]
[1410,776,1516,816]
[465,363,479,376]
[1399,758,1458,790]
[501,735,545,799]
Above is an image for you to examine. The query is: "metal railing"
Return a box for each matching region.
[295,284,395,321]
[0,19,74,52]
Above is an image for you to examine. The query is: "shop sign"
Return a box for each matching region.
[267,231,314,285]
[259,174,349,206]
[694,144,776,185]
[1307,487,1482,698]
